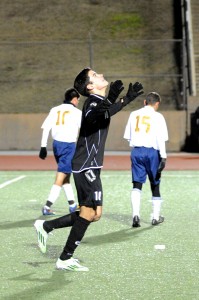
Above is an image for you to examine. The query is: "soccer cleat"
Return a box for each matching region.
[56,258,89,271]
[69,203,78,213]
[42,206,55,215]
[132,215,141,228]
[34,220,48,253]
[152,216,164,226]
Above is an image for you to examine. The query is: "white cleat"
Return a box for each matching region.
[56,257,89,272]
[34,220,48,253]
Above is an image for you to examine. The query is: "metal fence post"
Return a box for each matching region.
[88,32,93,68]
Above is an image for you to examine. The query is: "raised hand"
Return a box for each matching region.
[107,80,124,104]
[123,82,144,105]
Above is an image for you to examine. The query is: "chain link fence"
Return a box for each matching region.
[0,39,184,113]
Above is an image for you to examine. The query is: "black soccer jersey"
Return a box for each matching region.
[72,94,124,172]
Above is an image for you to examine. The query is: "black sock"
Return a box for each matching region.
[45,201,53,208]
[43,211,79,233]
[60,216,90,260]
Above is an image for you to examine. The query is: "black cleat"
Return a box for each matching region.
[152,216,164,226]
[132,215,141,227]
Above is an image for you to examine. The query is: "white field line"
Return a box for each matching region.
[0,175,26,189]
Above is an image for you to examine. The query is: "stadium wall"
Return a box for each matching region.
[0,111,186,152]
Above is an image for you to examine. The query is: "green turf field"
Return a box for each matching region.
[0,170,198,300]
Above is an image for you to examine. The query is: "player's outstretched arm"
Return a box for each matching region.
[106,80,124,104]
[122,82,144,106]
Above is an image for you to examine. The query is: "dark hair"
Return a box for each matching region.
[74,67,91,96]
[145,92,161,105]
[63,88,80,103]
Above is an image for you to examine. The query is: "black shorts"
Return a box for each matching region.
[73,169,103,209]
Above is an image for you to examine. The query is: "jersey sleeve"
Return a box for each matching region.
[156,114,169,158]
[85,99,111,123]
[41,109,53,130]
[41,127,51,147]
[161,115,169,141]
[123,113,132,142]
[108,100,124,116]
[40,110,53,147]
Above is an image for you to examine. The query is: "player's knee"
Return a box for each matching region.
[92,213,102,222]
[79,206,96,222]
[92,206,102,222]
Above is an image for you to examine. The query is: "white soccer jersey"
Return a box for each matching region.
[41,103,82,147]
[124,106,168,158]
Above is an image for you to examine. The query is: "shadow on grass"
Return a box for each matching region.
[80,212,155,246]
[83,224,154,246]
[0,215,60,230]
[103,212,131,226]
[0,219,37,230]
[103,212,152,227]
[29,243,63,259]
[1,271,72,300]
[29,212,155,258]
[0,212,150,231]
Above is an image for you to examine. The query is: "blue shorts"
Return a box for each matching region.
[53,140,76,173]
[131,147,161,185]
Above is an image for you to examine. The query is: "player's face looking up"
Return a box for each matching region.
[87,70,109,93]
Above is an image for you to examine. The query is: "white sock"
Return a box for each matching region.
[152,197,162,220]
[63,183,75,203]
[131,188,141,218]
[47,184,61,204]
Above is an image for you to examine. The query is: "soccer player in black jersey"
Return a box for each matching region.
[34,68,143,271]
